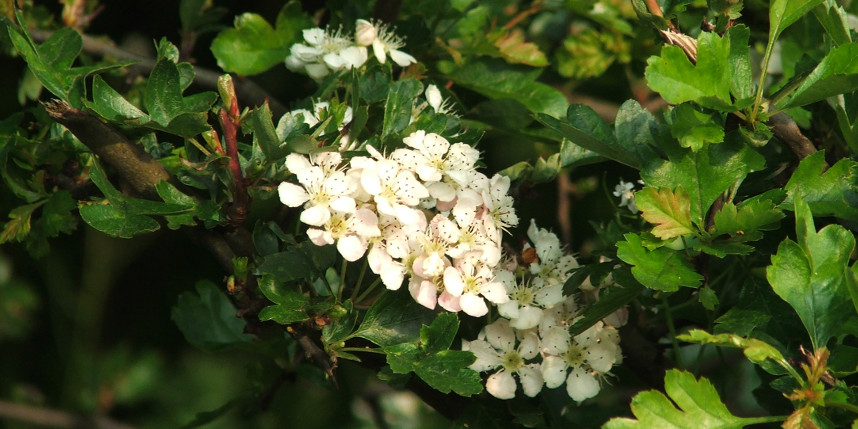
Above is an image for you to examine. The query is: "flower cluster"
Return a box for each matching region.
[463,222,624,402]
[278,130,517,317]
[286,19,416,81]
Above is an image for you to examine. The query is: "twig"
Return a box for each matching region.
[217,83,249,227]
[28,28,287,116]
[0,399,136,429]
[288,327,338,386]
[768,112,818,160]
[42,99,171,200]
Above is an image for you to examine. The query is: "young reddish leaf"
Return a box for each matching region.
[636,186,695,240]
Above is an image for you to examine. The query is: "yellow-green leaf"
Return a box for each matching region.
[636,186,695,240]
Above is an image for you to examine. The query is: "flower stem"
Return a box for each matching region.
[663,295,683,368]
[349,259,369,301]
[355,278,383,304]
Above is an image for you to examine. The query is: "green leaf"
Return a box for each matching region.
[726,25,754,104]
[769,0,825,43]
[383,313,483,396]
[171,280,252,351]
[603,369,773,429]
[766,194,857,349]
[256,276,311,324]
[642,136,765,227]
[247,103,286,161]
[668,104,725,151]
[778,43,858,109]
[78,162,189,238]
[645,31,733,110]
[146,59,185,126]
[90,75,148,121]
[438,58,567,118]
[812,0,851,47]
[382,79,423,141]
[616,233,703,292]
[256,242,336,282]
[210,1,311,75]
[0,201,42,243]
[7,26,81,104]
[712,197,785,241]
[350,290,437,347]
[492,28,548,67]
[783,151,858,222]
[636,186,695,240]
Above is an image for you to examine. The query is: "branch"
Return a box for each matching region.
[28,28,287,117]
[768,112,818,160]
[0,399,135,429]
[42,100,171,200]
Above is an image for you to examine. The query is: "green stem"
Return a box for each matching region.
[338,259,348,302]
[750,39,777,123]
[321,274,337,298]
[663,295,683,368]
[349,259,369,301]
[828,401,858,414]
[355,278,383,304]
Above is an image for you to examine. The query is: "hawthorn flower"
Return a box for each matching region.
[306,207,380,261]
[424,84,457,115]
[442,253,508,317]
[465,319,543,399]
[539,321,621,402]
[354,19,417,67]
[278,152,356,226]
[613,179,638,214]
[477,174,519,242]
[354,146,429,225]
[526,220,579,286]
[286,27,367,80]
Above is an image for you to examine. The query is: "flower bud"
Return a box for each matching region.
[355,19,376,46]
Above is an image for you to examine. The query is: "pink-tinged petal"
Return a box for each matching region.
[367,245,390,274]
[566,367,600,402]
[278,182,310,207]
[409,279,437,309]
[466,340,503,371]
[460,293,488,317]
[337,235,366,262]
[486,370,516,400]
[352,208,381,237]
[307,228,333,246]
[354,19,376,46]
[518,364,544,397]
[541,356,568,389]
[438,291,461,312]
[484,319,515,352]
[299,205,330,226]
[443,267,465,296]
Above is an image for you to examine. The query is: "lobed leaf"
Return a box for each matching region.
[636,186,695,240]
[171,281,253,351]
[616,233,703,292]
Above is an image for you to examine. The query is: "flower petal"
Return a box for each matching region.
[486,370,516,400]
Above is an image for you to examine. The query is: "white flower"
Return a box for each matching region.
[476,174,519,242]
[442,253,508,317]
[278,153,356,227]
[356,146,429,225]
[613,179,638,214]
[539,320,621,402]
[466,319,543,399]
[354,19,417,67]
[286,26,368,80]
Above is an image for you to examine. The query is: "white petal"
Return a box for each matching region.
[460,293,488,317]
[337,235,366,261]
[409,279,437,309]
[540,326,570,355]
[484,319,515,352]
[286,153,312,174]
[479,282,508,304]
[425,84,443,112]
[518,331,540,359]
[299,205,330,226]
[355,19,377,46]
[278,182,310,207]
[497,300,520,319]
[518,364,544,397]
[307,228,333,246]
[509,306,543,331]
[467,340,503,371]
[486,370,516,400]
[443,267,465,296]
[535,284,564,308]
[566,368,600,402]
[541,356,568,389]
[380,261,406,290]
[372,39,386,63]
[390,49,416,66]
[329,196,356,213]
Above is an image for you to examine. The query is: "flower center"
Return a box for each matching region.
[562,344,585,368]
[511,285,534,306]
[501,351,524,372]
